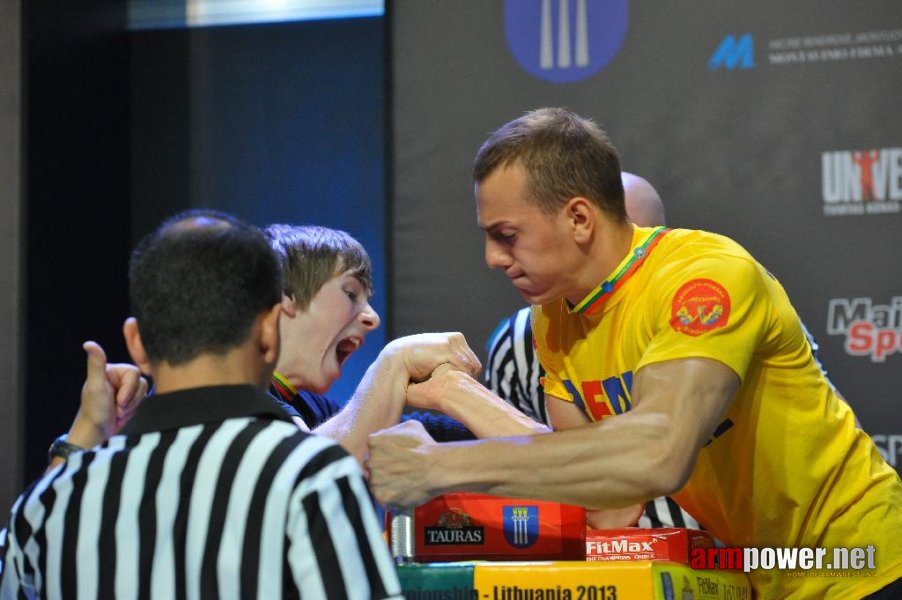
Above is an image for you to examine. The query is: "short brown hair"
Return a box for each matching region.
[263,224,372,309]
[473,107,627,221]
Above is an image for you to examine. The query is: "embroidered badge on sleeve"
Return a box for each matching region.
[670,279,731,336]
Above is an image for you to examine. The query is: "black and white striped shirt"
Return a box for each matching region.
[486,307,547,425]
[0,385,401,599]
[486,307,701,530]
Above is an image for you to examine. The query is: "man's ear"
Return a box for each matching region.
[565,197,595,244]
[260,303,282,366]
[122,317,153,375]
[280,294,298,318]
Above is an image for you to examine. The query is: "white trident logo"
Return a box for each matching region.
[540,0,590,69]
[511,507,532,545]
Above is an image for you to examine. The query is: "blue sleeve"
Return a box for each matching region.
[401,412,475,442]
[295,390,344,427]
[269,395,302,419]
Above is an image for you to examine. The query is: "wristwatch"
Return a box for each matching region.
[47,434,84,462]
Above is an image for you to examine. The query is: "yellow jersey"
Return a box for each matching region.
[533,226,902,598]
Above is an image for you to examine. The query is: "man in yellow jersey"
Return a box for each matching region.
[367,108,902,598]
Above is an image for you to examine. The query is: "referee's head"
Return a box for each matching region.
[123,210,283,391]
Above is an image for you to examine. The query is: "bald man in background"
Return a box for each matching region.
[620,172,665,227]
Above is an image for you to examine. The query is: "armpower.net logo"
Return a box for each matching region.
[692,545,877,576]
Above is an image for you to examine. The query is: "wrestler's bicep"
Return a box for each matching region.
[546,393,591,431]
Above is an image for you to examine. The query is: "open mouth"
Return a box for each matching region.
[335,336,362,366]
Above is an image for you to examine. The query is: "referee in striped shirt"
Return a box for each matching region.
[0,211,401,599]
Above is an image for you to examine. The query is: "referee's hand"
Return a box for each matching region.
[75,341,148,443]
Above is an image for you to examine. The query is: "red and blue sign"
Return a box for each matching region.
[503,505,540,548]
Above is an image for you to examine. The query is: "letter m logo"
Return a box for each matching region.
[708,34,755,70]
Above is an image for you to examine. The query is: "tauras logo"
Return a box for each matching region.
[827,296,902,362]
[821,147,902,216]
[424,528,485,545]
[424,509,485,546]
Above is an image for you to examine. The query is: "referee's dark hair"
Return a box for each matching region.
[128,209,282,365]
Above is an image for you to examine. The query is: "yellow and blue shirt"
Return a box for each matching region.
[533,226,902,598]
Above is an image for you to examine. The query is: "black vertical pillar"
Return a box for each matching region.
[23,0,131,481]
